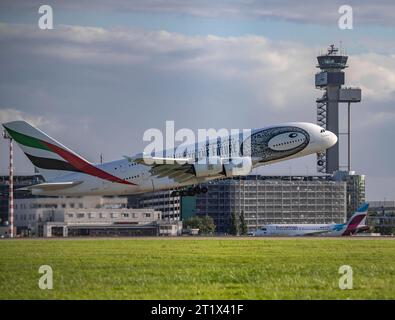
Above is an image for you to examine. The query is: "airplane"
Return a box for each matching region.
[2,120,337,196]
[253,203,370,237]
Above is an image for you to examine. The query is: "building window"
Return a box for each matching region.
[77,213,84,218]
[70,203,75,208]
[122,213,129,218]
[145,213,151,218]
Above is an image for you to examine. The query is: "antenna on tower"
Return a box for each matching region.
[327,44,338,55]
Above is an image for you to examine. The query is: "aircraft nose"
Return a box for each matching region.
[324,131,338,148]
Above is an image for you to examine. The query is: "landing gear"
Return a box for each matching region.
[171,185,208,197]
[199,186,208,194]
[171,190,180,197]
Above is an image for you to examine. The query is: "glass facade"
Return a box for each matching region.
[196,175,347,233]
[333,171,366,218]
[367,201,395,234]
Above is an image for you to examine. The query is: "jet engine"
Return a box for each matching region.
[223,157,252,177]
[193,156,224,177]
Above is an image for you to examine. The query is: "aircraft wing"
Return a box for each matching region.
[304,229,334,236]
[124,155,198,183]
[303,226,344,236]
[19,181,83,191]
[124,154,193,165]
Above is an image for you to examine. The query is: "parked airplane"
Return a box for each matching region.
[2,120,337,196]
[253,203,369,237]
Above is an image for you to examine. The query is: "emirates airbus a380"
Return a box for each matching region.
[2,121,337,196]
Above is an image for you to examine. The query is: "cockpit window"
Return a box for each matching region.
[320,129,326,133]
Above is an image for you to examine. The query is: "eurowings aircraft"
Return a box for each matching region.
[253,203,370,237]
[2,121,337,196]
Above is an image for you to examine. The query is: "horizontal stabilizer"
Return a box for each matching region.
[20,181,83,191]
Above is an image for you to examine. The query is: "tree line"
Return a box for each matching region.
[183,210,248,235]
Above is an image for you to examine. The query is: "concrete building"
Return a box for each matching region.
[333,171,366,218]
[13,196,166,237]
[194,175,347,233]
[0,225,10,238]
[157,220,183,236]
[128,190,181,220]
[367,201,395,235]
[0,174,44,225]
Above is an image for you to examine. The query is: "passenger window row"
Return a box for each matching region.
[273,138,304,147]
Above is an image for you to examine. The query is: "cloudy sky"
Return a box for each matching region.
[0,1,394,200]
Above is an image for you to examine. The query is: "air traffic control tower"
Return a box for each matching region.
[315,44,361,174]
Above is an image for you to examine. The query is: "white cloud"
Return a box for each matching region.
[1,23,394,118]
[0,23,394,200]
[0,108,49,127]
[0,24,316,109]
[348,53,395,102]
[1,0,395,25]
[2,24,395,108]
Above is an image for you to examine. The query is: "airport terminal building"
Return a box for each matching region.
[128,190,181,221]
[12,196,181,237]
[2,174,364,236]
[126,174,363,234]
[333,171,366,219]
[0,174,44,225]
[367,201,395,234]
[194,175,347,233]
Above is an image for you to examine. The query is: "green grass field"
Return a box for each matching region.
[0,238,394,299]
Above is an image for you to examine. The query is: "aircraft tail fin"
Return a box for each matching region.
[343,203,369,235]
[2,121,91,181]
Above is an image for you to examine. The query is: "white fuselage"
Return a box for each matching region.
[253,205,369,237]
[32,122,337,196]
[254,223,346,237]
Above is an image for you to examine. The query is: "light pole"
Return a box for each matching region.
[348,101,351,172]
[3,130,14,238]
